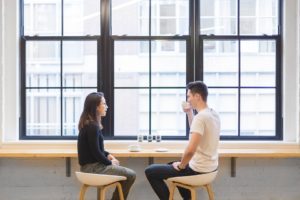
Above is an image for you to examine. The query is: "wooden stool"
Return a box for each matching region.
[167,170,218,200]
[75,171,126,200]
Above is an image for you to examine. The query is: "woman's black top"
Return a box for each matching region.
[77,122,111,166]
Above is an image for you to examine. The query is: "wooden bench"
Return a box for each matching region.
[0,143,299,177]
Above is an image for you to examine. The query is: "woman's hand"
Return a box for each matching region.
[108,154,120,165]
[111,158,120,166]
[107,154,115,160]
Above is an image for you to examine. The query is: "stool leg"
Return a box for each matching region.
[205,184,214,200]
[168,182,175,200]
[99,186,107,200]
[79,184,88,200]
[189,187,196,200]
[116,182,125,200]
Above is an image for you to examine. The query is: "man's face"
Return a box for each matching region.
[187,89,197,109]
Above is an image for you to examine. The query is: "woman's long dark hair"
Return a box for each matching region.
[78,92,104,130]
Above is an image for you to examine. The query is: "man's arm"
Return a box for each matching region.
[173,133,201,170]
[183,107,194,127]
[186,110,194,127]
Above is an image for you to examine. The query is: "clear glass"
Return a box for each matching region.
[63,89,96,136]
[151,0,189,36]
[200,0,237,35]
[151,89,186,136]
[24,0,61,36]
[137,134,144,142]
[240,40,276,87]
[64,0,100,35]
[240,0,278,35]
[147,135,153,142]
[155,133,162,142]
[209,89,238,136]
[63,41,97,87]
[112,0,149,36]
[26,41,60,87]
[151,40,186,87]
[114,89,149,136]
[203,40,238,87]
[240,89,276,136]
[26,89,61,136]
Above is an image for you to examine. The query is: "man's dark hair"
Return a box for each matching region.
[186,81,208,102]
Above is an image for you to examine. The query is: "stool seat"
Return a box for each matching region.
[75,171,127,200]
[75,171,126,186]
[167,170,218,200]
[167,170,218,186]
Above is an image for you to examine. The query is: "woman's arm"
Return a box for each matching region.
[87,124,112,165]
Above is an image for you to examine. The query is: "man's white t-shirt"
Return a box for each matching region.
[189,107,220,173]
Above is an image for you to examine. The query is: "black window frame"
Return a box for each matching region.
[20,0,282,140]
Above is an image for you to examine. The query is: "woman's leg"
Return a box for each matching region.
[81,163,136,200]
[100,165,136,200]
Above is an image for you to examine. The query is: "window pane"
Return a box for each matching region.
[200,0,237,35]
[209,89,238,136]
[114,89,149,136]
[24,0,61,36]
[26,89,61,136]
[26,41,60,87]
[151,89,186,136]
[151,0,189,36]
[203,40,238,87]
[64,0,100,36]
[240,89,275,136]
[151,40,186,87]
[63,89,96,136]
[241,40,276,87]
[114,41,150,87]
[63,41,97,87]
[112,0,149,36]
[240,0,278,35]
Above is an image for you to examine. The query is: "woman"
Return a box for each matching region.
[77,92,136,200]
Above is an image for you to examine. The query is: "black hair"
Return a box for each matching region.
[186,81,208,102]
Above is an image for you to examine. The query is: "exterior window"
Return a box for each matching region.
[20,0,282,140]
[21,0,100,139]
[200,0,280,139]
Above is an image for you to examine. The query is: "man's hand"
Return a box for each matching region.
[172,161,184,171]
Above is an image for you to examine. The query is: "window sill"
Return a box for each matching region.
[0,140,299,150]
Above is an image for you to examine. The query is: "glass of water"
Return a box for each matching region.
[155,133,162,142]
[137,134,144,142]
[147,135,153,142]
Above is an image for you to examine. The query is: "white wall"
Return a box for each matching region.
[0,0,3,144]
[1,0,19,141]
[283,0,300,142]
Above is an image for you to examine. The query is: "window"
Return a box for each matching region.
[20,0,282,140]
[199,0,281,139]
[21,0,100,139]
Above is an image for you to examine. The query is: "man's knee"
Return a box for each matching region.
[144,164,156,178]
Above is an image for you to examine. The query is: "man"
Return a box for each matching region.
[145,81,220,200]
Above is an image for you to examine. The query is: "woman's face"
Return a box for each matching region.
[97,97,108,117]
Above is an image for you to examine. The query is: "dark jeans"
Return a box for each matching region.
[145,162,201,200]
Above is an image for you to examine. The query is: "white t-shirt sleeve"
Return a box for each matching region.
[189,114,205,136]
